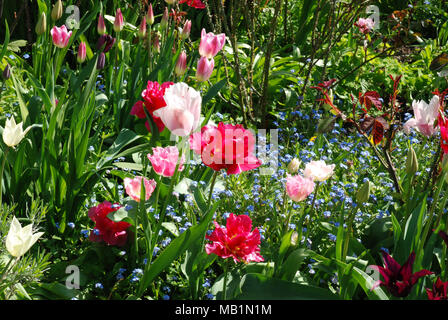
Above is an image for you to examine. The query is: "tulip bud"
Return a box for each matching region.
[97,34,116,53]
[97,14,106,35]
[153,33,160,52]
[196,56,214,82]
[114,8,124,32]
[97,52,105,70]
[356,180,372,204]
[175,51,187,76]
[2,64,10,80]
[287,158,301,174]
[161,7,169,29]
[35,12,47,36]
[147,4,154,25]
[405,145,418,176]
[51,0,63,21]
[77,42,86,63]
[181,20,191,40]
[138,16,147,38]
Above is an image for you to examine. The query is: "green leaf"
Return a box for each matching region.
[162,222,179,237]
[107,207,135,225]
[236,273,339,300]
[279,248,308,281]
[202,79,227,106]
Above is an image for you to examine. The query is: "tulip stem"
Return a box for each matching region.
[0,147,9,207]
[208,171,219,208]
[222,262,228,300]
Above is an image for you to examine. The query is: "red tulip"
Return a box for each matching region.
[179,0,206,9]
[205,213,264,263]
[189,122,262,174]
[88,201,131,247]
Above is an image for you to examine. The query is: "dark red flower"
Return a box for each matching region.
[369,250,433,297]
[189,122,262,175]
[205,213,264,263]
[426,277,448,300]
[179,0,205,9]
[439,113,448,154]
[88,201,131,247]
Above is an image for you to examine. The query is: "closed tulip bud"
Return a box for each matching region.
[175,51,187,76]
[356,180,372,204]
[2,64,10,80]
[114,8,124,32]
[3,116,32,148]
[97,34,116,53]
[406,145,418,176]
[77,42,86,63]
[287,158,301,174]
[97,14,106,35]
[147,4,154,25]
[35,12,47,36]
[138,16,147,38]
[161,7,169,29]
[97,52,105,70]
[51,0,63,21]
[181,20,191,40]
[196,56,214,82]
[153,33,160,52]
[6,216,44,258]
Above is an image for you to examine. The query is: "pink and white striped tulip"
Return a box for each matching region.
[147,146,185,177]
[114,8,124,32]
[198,28,226,59]
[124,176,157,202]
[196,56,214,82]
[50,25,72,48]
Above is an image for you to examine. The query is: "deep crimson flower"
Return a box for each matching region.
[426,277,448,300]
[130,81,173,133]
[205,213,264,263]
[439,113,448,154]
[189,122,262,174]
[370,250,433,297]
[179,0,205,9]
[88,201,131,247]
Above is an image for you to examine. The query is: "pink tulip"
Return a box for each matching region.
[97,14,106,35]
[147,4,155,25]
[196,56,214,82]
[403,95,439,138]
[303,160,335,182]
[198,28,226,59]
[181,20,191,40]
[124,176,157,202]
[50,25,72,48]
[286,174,315,202]
[153,82,202,137]
[138,16,147,38]
[161,7,169,29]
[147,146,185,177]
[175,51,187,76]
[77,41,86,63]
[114,8,124,32]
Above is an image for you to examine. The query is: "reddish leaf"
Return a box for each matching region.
[360,91,383,111]
[372,119,385,145]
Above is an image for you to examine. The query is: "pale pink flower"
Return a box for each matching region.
[286,174,315,202]
[124,176,157,202]
[153,82,202,137]
[175,51,187,76]
[196,56,214,82]
[355,17,375,34]
[147,146,185,177]
[303,160,335,182]
[403,95,440,138]
[114,8,124,32]
[198,28,226,59]
[181,20,191,40]
[50,25,72,48]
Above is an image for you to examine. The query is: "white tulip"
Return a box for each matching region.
[5,216,44,258]
[2,116,31,148]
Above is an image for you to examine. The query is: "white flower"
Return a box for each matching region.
[403,95,439,137]
[303,160,335,182]
[3,116,31,147]
[154,82,202,137]
[5,216,44,258]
